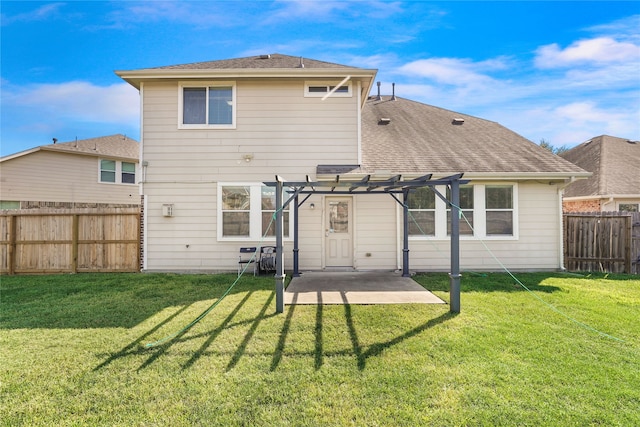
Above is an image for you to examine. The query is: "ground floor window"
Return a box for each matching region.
[218,183,290,240]
[407,183,517,239]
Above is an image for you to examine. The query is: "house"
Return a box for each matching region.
[560,135,640,213]
[116,53,588,274]
[0,134,140,209]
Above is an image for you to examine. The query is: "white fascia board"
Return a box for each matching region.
[563,194,640,201]
[115,68,377,89]
[0,147,41,162]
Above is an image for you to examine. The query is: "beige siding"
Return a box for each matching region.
[141,78,360,272]
[408,182,562,271]
[0,151,139,205]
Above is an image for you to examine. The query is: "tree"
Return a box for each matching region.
[539,138,570,155]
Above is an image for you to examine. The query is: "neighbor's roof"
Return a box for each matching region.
[359,96,588,178]
[560,135,640,197]
[1,134,139,163]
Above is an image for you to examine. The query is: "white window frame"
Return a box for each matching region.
[217,183,293,241]
[178,81,236,129]
[407,183,518,240]
[304,80,352,98]
[99,159,137,185]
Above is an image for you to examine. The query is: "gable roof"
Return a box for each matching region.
[149,53,355,70]
[560,135,640,197]
[115,54,377,101]
[359,96,587,178]
[1,134,139,163]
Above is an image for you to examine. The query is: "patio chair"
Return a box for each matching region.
[238,247,258,276]
[259,246,276,274]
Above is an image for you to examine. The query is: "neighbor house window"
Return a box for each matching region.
[447,185,474,235]
[100,159,116,183]
[0,201,20,210]
[619,203,639,212]
[407,187,436,236]
[100,159,136,184]
[486,185,513,235]
[180,82,235,128]
[304,81,352,97]
[122,162,136,184]
[219,184,291,240]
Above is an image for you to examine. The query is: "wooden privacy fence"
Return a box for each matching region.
[1,208,140,274]
[564,211,640,274]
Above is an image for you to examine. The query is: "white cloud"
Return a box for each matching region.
[1,2,65,25]
[535,37,640,68]
[5,81,139,126]
[396,57,503,86]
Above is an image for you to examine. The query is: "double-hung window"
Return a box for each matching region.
[406,184,516,239]
[100,159,136,184]
[407,187,436,236]
[219,184,290,240]
[447,185,474,235]
[180,82,235,128]
[485,185,514,235]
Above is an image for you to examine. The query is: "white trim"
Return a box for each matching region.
[304,80,353,98]
[357,80,362,165]
[142,195,148,271]
[178,81,236,129]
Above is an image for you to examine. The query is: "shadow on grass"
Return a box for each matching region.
[0,273,271,329]
[413,272,563,294]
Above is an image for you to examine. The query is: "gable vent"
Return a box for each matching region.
[452,118,465,125]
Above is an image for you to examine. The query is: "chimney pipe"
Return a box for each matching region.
[52,138,57,144]
[391,83,397,101]
[376,81,381,100]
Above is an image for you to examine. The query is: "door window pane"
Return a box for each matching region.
[329,201,349,233]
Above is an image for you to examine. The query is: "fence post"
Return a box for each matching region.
[8,215,16,275]
[72,214,79,273]
[625,215,632,274]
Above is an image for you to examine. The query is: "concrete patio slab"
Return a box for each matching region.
[285,271,446,305]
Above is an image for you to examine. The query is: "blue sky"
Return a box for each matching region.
[1,1,639,156]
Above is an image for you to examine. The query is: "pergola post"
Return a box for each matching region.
[293,194,300,277]
[402,188,410,277]
[449,179,461,313]
[275,178,285,313]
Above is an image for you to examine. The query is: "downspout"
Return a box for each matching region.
[557,176,577,271]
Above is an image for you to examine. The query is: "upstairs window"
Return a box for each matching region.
[100,159,116,183]
[305,81,352,97]
[179,82,235,128]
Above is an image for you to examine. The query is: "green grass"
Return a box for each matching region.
[1,271,638,426]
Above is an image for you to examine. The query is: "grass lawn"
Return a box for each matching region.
[1,271,639,426]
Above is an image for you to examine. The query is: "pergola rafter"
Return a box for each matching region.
[264,173,469,315]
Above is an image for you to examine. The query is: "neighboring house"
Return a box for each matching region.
[116,53,588,273]
[560,135,640,213]
[0,134,140,209]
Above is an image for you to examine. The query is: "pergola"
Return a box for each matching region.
[263,172,469,314]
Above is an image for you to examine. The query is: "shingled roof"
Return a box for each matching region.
[1,134,139,162]
[148,53,354,70]
[360,96,586,176]
[560,135,640,197]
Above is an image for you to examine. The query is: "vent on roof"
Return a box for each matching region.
[452,118,465,125]
[627,140,638,144]
[376,81,382,101]
[378,118,391,125]
[391,83,397,101]
[259,54,271,59]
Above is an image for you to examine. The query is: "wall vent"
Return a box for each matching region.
[162,204,174,217]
